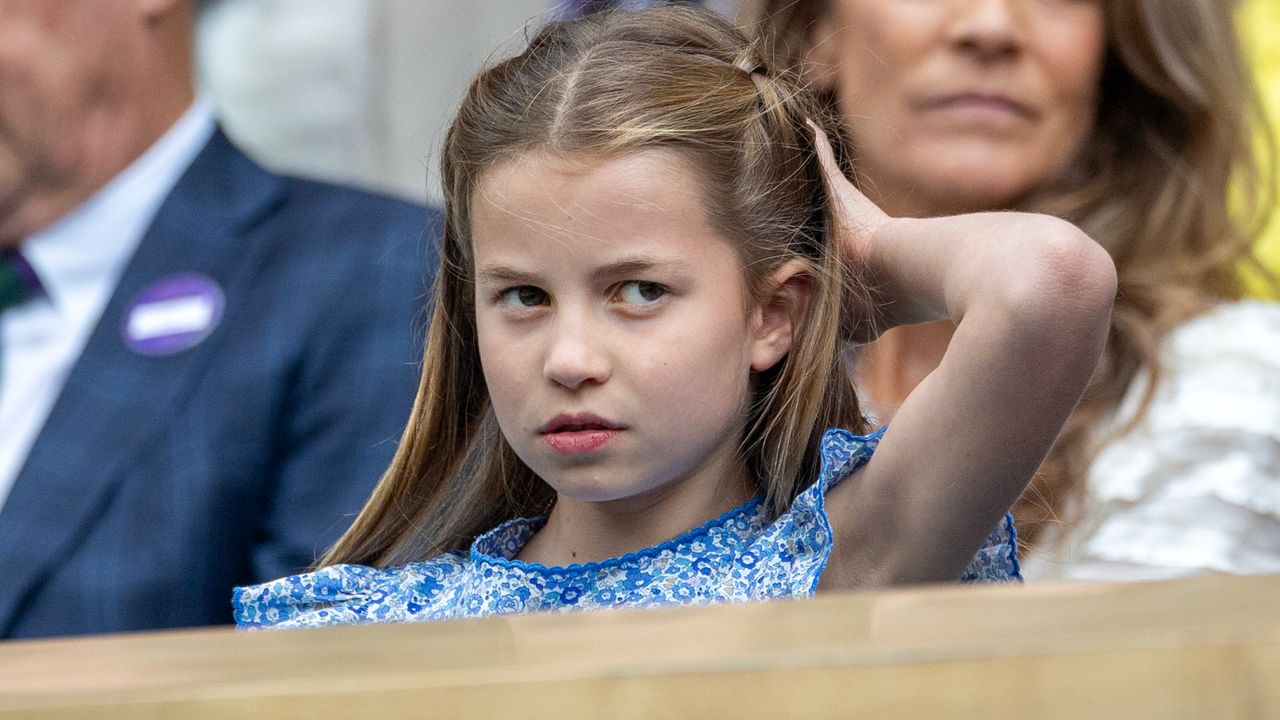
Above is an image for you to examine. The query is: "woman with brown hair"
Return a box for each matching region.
[743,0,1280,579]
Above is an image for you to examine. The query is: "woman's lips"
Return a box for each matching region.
[543,429,620,455]
[919,93,1035,122]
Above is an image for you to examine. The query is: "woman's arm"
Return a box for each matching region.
[810,127,1118,590]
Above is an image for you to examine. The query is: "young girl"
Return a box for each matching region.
[234,6,1115,629]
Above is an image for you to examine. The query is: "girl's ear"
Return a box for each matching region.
[751,259,814,372]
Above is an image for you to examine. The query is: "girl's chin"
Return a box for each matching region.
[535,468,672,507]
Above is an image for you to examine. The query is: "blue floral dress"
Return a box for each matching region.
[234,428,1020,629]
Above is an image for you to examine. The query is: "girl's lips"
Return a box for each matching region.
[538,412,624,433]
[543,429,619,455]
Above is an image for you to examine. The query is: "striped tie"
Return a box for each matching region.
[0,249,44,313]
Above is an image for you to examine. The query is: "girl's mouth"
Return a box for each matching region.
[543,429,619,454]
[539,413,624,455]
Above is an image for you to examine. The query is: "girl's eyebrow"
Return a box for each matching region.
[476,257,694,286]
[476,264,540,286]
[591,257,693,282]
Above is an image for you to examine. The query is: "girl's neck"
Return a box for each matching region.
[516,464,755,567]
[856,322,956,422]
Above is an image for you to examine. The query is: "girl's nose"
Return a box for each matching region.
[543,315,611,390]
[947,0,1026,64]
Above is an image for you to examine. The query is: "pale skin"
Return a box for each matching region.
[473,150,794,564]
[802,0,1108,419]
[472,136,1115,586]
[0,0,194,246]
[805,0,1106,218]
[811,126,1115,586]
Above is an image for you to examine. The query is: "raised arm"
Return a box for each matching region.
[811,128,1118,589]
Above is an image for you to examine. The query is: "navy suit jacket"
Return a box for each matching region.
[0,130,440,638]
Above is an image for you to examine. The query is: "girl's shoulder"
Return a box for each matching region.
[737,427,879,596]
[757,426,1020,587]
[232,552,471,630]
[815,426,886,493]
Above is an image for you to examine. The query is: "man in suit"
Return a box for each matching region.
[0,1,438,637]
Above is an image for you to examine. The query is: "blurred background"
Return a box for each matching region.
[196,0,550,205]
[196,0,1279,287]
[1240,0,1280,293]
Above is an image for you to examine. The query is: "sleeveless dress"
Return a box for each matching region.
[234,428,1020,629]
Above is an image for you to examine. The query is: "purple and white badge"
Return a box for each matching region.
[122,273,225,357]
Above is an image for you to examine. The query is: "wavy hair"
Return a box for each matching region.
[323,5,870,566]
[741,0,1277,545]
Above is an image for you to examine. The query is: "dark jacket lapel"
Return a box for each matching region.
[0,129,286,632]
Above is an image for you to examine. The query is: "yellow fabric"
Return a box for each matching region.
[1240,0,1280,296]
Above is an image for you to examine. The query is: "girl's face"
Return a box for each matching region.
[471,150,794,511]
[809,0,1106,215]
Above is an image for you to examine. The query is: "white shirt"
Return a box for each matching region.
[1023,299,1280,581]
[0,101,216,509]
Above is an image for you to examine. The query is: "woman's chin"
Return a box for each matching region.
[862,141,1063,215]
[898,168,1042,215]
[910,149,1067,214]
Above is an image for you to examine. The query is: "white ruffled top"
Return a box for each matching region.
[1023,299,1280,581]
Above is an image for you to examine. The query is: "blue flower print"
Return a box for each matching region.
[233,428,1020,631]
[496,594,526,614]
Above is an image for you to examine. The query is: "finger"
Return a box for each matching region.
[807,119,847,192]
[806,120,888,235]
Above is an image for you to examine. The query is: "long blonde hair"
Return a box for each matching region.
[742,0,1277,544]
[323,5,870,567]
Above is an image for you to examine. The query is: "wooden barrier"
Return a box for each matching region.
[1,573,1277,719]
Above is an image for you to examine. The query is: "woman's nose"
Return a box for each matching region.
[946,0,1026,63]
[542,314,611,390]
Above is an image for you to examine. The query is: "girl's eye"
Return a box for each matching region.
[499,286,548,308]
[617,281,667,305]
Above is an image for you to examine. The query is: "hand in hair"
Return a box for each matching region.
[808,121,890,256]
[810,125,1119,588]
[809,121,892,344]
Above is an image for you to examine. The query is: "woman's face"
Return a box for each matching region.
[809,0,1106,215]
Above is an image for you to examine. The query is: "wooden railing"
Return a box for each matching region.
[1,574,1277,718]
